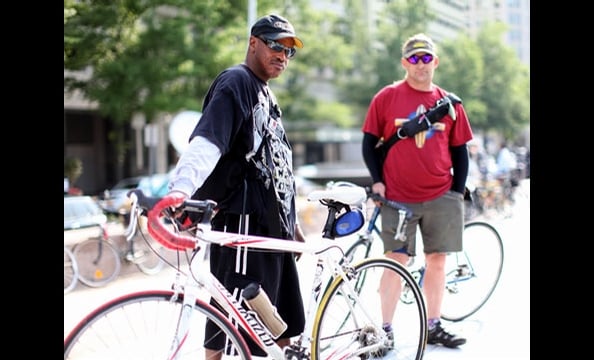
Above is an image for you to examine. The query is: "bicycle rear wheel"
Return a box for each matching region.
[64,246,78,294]
[343,236,374,265]
[312,257,427,360]
[64,290,251,360]
[73,238,121,287]
[440,221,504,322]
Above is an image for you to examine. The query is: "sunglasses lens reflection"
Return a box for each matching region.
[407,54,433,64]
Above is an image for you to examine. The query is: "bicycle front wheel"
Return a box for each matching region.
[73,238,121,287]
[312,257,427,360]
[64,246,78,294]
[64,290,251,360]
[440,221,504,322]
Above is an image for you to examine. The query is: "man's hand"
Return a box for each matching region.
[157,191,189,217]
[147,191,192,250]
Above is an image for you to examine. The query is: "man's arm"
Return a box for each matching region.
[362,132,383,184]
[450,144,469,194]
[168,136,222,197]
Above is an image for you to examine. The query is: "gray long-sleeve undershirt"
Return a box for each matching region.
[168,136,221,197]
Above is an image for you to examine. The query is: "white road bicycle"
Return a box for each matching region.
[64,185,427,360]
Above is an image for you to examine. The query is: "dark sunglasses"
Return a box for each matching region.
[406,53,434,65]
[257,37,296,59]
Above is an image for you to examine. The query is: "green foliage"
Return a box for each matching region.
[64,157,83,185]
[65,0,246,125]
[475,22,530,138]
[339,0,433,121]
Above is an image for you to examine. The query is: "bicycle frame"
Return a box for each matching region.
[363,202,484,289]
[351,192,503,322]
[125,189,383,360]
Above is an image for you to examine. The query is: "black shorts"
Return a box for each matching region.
[204,214,305,356]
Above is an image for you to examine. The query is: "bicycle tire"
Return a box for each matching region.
[72,238,121,288]
[64,290,252,360]
[312,257,427,360]
[130,233,165,275]
[64,246,79,294]
[440,221,504,322]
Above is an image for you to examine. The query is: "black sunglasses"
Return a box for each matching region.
[406,53,434,65]
[257,37,296,59]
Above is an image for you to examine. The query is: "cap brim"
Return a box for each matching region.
[403,48,435,58]
[262,32,303,48]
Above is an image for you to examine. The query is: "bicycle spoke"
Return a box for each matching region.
[313,258,427,360]
[64,292,250,360]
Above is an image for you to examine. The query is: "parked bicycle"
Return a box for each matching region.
[465,175,518,219]
[71,218,166,288]
[64,246,79,294]
[64,186,428,360]
[337,181,504,322]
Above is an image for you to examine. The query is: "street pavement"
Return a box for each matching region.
[64,180,530,359]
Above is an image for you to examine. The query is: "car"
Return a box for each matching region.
[137,172,171,198]
[99,176,144,215]
[101,172,173,217]
[64,195,108,246]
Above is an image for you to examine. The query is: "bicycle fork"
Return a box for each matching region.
[166,273,197,359]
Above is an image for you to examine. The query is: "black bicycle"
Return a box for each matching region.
[334,182,504,322]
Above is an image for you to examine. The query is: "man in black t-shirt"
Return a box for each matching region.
[161,14,306,358]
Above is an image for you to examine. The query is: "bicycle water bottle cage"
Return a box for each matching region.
[332,208,364,238]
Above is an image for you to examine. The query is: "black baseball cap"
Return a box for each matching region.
[250,14,303,48]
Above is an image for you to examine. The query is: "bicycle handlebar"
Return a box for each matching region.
[366,191,413,219]
[126,189,217,251]
[124,183,411,253]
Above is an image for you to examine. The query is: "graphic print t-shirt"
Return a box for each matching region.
[192,64,296,239]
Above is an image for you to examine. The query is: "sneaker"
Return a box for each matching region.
[427,321,466,348]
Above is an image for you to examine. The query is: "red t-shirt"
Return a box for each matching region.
[362,80,473,202]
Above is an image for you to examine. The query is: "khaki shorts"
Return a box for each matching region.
[380,190,464,256]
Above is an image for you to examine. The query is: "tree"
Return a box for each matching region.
[339,0,433,122]
[433,34,487,129]
[474,22,530,139]
[64,157,83,194]
[65,0,530,169]
[65,0,251,175]
[435,25,530,139]
[260,0,358,127]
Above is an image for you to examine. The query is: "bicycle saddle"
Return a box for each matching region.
[306,185,367,206]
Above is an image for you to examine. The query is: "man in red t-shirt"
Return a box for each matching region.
[362,33,473,349]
